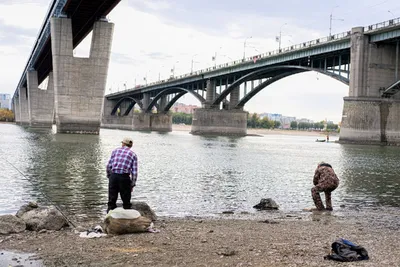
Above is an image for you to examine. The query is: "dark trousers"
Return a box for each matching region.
[107,173,132,213]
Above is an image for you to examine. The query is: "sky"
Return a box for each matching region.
[1,0,400,123]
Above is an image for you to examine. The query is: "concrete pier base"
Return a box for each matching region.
[102,113,172,132]
[102,115,134,130]
[191,108,248,136]
[132,113,172,132]
[339,97,400,145]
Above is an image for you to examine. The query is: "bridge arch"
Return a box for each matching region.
[111,97,143,115]
[212,65,349,106]
[146,87,206,112]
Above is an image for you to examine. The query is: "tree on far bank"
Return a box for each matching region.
[0,108,14,122]
[172,112,192,124]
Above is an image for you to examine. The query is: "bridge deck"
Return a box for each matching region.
[19,0,120,92]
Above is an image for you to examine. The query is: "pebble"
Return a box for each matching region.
[222,211,234,214]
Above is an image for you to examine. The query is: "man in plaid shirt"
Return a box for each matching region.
[106,137,138,213]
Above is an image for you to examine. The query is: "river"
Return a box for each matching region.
[0,123,399,224]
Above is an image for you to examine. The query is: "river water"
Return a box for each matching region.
[0,123,399,224]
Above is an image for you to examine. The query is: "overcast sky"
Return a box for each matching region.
[1,0,400,123]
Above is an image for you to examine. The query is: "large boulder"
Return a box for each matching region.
[18,206,69,231]
[104,208,152,235]
[0,215,26,234]
[15,201,38,218]
[253,198,279,210]
[131,201,157,221]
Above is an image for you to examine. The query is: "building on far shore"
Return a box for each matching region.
[172,102,198,114]
[259,113,297,129]
[0,93,11,109]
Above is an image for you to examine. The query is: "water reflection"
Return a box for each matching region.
[0,124,399,224]
[338,145,400,207]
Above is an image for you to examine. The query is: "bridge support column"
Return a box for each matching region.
[158,95,167,111]
[204,79,217,108]
[101,98,134,130]
[229,86,240,109]
[191,108,247,136]
[13,96,21,124]
[26,71,54,128]
[142,93,150,110]
[340,26,400,144]
[18,87,30,125]
[132,113,172,132]
[50,17,114,134]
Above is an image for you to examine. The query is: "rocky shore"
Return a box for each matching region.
[1,210,399,267]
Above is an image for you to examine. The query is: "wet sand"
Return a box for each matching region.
[1,210,399,267]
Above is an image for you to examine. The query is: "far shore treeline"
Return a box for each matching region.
[0,108,14,122]
[1,109,339,131]
[172,112,339,131]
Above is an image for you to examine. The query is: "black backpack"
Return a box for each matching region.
[324,238,369,262]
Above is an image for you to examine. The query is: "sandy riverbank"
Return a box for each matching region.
[1,212,399,267]
[172,124,337,137]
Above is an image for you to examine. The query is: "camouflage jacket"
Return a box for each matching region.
[313,164,339,186]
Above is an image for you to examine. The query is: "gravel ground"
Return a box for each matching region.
[1,211,399,267]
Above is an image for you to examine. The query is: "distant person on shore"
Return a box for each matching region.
[106,137,138,213]
[327,135,330,142]
[311,161,339,211]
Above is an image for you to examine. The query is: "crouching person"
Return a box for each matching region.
[311,161,339,211]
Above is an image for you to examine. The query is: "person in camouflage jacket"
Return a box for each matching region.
[312,162,339,211]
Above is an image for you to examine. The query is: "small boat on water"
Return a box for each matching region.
[316,139,326,142]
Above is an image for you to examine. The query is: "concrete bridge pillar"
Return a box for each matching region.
[101,98,134,130]
[204,79,217,108]
[13,96,21,124]
[340,27,400,144]
[26,71,54,127]
[229,86,240,109]
[191,108,248,136]
[50,17,114,134]
[158,95,167,112]
[142,93,151,110]
[18,87,30,125]
[131,113,172,132]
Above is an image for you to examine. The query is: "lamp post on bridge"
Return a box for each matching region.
[191,54,198,74]
[158,65,164,81]
[171,61,179,78]
[276,23,287,51]
[212,47,222,67]
[329,6,344,39]
[388,10,396,19]
[243,36,252,60]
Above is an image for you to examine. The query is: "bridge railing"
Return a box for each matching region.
[134,29,352,90]
[365,17,400,32]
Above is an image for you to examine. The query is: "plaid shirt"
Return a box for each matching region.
[107,146,138,185]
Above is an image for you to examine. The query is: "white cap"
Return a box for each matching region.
[121,137,133,145]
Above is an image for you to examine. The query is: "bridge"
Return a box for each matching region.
[102,18,400,144]
[12,0,120,133]
[11,3,400,144]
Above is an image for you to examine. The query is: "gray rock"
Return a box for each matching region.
[15,201,39,218]
[0,215,26,234]
[253,198,279,210]
[131,202,157,221]
[19,206,69,231]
